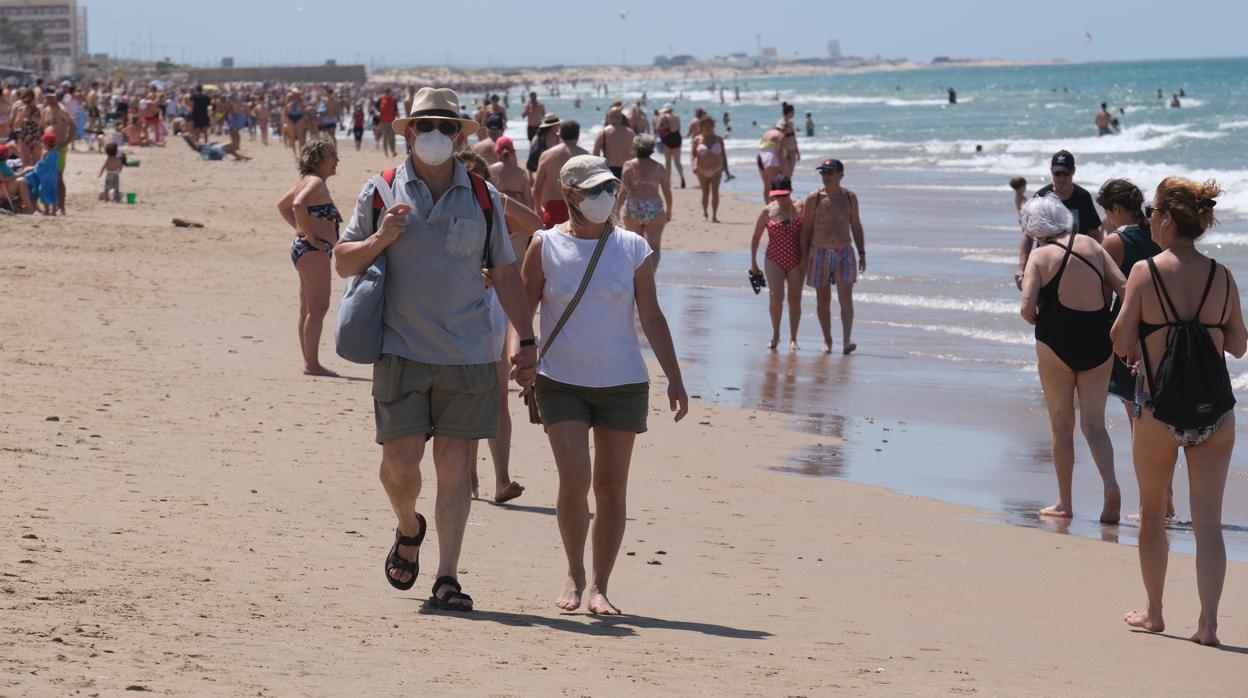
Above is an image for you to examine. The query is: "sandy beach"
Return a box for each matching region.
[2,137,1246,697]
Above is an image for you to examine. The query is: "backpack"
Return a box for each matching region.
[370,166,495,268]
[1140,257,1236,429]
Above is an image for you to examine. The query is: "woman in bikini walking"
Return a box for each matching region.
[1111,177,1246,647]
[751,175,804,351]
[690,115,730,222]
[618,134,673,269]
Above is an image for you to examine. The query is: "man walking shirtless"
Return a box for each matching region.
[532,121,587,227]
[593,108,635,178]
[800,159,866,354]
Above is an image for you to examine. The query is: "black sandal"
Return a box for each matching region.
[383,513,426,591]
[427,576,473,612]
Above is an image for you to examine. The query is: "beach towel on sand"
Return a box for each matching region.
[30,151,59,206]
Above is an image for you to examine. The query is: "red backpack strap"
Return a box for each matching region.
[371,167,397,231]
[468,172,495,269]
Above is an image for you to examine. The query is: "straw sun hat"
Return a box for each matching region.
[393,87,479,137]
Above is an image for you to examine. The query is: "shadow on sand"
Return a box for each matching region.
[413,602,771,640]
[483,501,558,516]
[1128,629,1248,654]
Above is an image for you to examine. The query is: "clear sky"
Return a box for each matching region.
[85,0,1246,68]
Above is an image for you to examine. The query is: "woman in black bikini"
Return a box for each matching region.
[1111,177,1246,647]
[1020,194,1126,524]
[277,136,340,377]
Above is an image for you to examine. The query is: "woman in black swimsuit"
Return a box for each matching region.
[1020,194,1126,523]
[276,136,340,377]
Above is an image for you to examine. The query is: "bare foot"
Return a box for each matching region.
[712,216,720,223]
[789,340,799,352]
[823,342,833,354]
[555,575,585,611]
[767,336,780,350]
[1190,619,1220,646]
[470,470,479,500]
[303,365,339,377]
[1039,502,1073,518]
[493,481,525,503]
[586,588,621,615]
[1101,486,1122,524]
[842,342,857,355]
[1124,608,1164,633]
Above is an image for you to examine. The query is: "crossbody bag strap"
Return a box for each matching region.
[539,226,613,360]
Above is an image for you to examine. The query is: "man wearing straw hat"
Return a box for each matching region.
[335,87,538,612]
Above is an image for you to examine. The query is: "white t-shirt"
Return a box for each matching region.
[537,225,652,388]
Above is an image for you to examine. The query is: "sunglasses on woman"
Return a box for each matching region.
[583,181,620,197]
[413,120,460,136]
[1145,205,1166,218]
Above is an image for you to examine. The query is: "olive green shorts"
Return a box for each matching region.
[534,375,649,434]
[372,354,498,444]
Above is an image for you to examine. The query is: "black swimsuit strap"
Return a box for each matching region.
[1065,248,1105,285]
[1218,266,1231,327]
[1194,257,1218,320]
[1146,257,1180,325]
[1046,230,1078,286]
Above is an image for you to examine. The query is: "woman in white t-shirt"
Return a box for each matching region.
[521,155,689,615]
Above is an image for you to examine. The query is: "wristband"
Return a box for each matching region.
[519,338,537,348]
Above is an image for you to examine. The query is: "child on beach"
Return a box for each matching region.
[31,132,61,215]
[1010,176,1027,213]
[98,142,123,203]
[125,117,147,147]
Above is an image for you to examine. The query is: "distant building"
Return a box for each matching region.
[761,47,778,59]
[221,56,234,68]
[827,39,841,59]
[653,54,697,68]
[0,0,84,75]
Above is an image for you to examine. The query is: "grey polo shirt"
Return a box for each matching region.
[341,158,516,366]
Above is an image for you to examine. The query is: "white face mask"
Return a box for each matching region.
[577,191,616,223]
[411,131,454,166]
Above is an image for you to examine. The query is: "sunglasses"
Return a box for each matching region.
[1050,170,1073,178]
[583,181,620,197]
[1145,205,1166,218]
[413,120,460,136]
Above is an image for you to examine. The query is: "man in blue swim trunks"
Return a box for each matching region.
[800,158,867,354]
[223,93,252,161]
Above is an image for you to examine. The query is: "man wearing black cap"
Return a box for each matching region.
[801,158,866,354]
[1014,150,1102,288]
[472,113,505,166]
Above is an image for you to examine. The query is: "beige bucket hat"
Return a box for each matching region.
[393,87,478,137]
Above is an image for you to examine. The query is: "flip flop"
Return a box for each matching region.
[428,576,473,612]
[383,513,426,591]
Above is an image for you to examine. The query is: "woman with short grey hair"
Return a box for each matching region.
[1020,194,1126,523]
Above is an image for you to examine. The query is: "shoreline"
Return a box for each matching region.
[2,136,1245,696]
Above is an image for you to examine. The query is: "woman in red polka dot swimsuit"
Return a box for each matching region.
[750,175,805,351]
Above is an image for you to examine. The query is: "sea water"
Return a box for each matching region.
[508,58,1248,557]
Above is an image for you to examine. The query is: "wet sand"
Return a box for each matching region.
[2,139,1246,696]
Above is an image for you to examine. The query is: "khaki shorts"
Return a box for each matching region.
[372,354,498,444]
[534,375,649,434]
